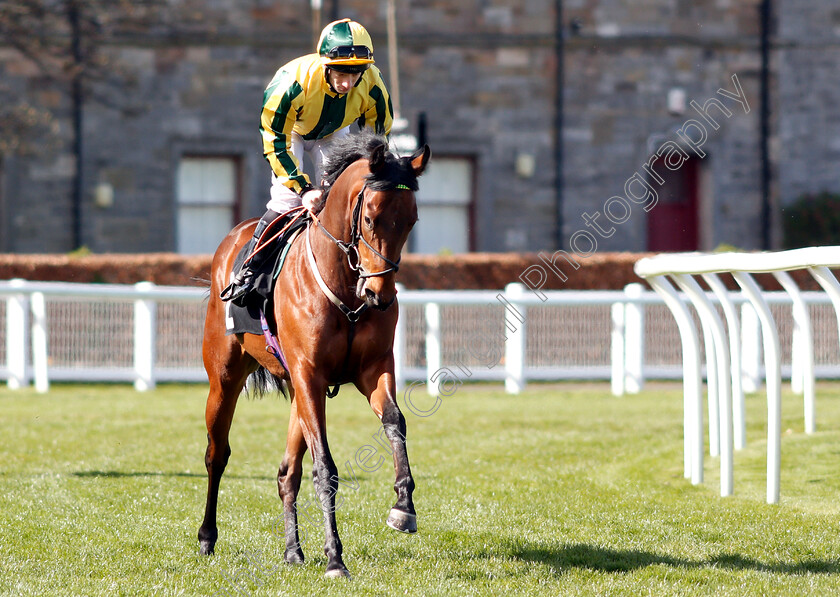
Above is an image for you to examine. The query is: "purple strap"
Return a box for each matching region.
[259,309,290,373]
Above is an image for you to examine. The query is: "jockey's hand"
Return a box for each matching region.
[302,189,325,213]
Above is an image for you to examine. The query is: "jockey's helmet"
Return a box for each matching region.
[318,18,374,74]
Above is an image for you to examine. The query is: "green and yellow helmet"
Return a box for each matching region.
[317,18,375,74]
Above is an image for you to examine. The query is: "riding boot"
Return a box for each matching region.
[220,210,282,303]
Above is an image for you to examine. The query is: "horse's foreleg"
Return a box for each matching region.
[361,367,417,534]
[276,394,307,565]
[294,383,349,578]
[198,374,247,555]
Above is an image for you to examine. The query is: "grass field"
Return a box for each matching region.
[2,381,840,596]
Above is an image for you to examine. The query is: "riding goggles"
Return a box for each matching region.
[327,45,373,61]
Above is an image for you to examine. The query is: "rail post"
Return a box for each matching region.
[702,273,746,451]
[672,273,733,496]
[31,291,50,393]
[425,302,441,395]
[133,282,157,392]
[740,303,762,394]
[6,279,29,390]
[504,283,526,394]
[644,275,704,484]
[773,271,815,434]
[732,271,781,504]
[623,283,645,394]
[394,283,406,391]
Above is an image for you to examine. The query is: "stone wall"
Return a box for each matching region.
[776,2,840,207]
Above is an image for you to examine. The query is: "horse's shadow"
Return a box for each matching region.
[71,470,273,481]
[510,542,840,575]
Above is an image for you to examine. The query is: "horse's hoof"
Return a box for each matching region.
[386,508,417,533]
[325,566,352,579]
[198,540,215,556]
[284,550,305,565]
[198,527,218,555]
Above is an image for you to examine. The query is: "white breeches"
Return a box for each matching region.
[267,126,351,212]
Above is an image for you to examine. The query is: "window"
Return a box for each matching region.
[412,157,473,254]
[176,157,239,254]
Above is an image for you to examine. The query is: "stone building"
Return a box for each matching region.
[0,1,835,255]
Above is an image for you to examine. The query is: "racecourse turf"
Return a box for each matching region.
[1,381,840,596]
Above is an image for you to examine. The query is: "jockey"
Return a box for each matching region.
[221,18,394,303]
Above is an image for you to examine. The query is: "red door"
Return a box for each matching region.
[646,156,700,252]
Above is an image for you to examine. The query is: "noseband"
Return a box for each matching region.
[316,182,403,280]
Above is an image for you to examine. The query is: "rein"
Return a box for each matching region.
[305,226,369,323]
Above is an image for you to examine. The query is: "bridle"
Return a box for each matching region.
[314,182,403,281]
[307,180,409,326]
[306,180,409,398]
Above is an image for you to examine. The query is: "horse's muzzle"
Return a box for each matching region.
[357,275,397,311]
[363,287,395,311]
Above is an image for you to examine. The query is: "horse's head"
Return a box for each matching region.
[352,141,430,309]
[318,132,431,311]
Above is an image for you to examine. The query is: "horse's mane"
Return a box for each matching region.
[321,130,420,192]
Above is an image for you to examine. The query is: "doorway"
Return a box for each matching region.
[646,156,700,252]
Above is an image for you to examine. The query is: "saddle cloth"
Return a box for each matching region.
[224,214,309,336]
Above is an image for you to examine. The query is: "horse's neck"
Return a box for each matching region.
[320,186,353,241]
[311,188,358,292]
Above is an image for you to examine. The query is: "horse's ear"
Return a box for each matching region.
[410,144,431,177]
[369,142,386,173]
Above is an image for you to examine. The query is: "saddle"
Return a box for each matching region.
[225,210,310,336]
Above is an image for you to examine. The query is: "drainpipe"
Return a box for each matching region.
[554,0,565,248]
[311,0,322,47]
[759,0,772,250]
[329,0,339,22]
[68,0,84,250]
[386,0,402,124]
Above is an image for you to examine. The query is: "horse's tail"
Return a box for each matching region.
[246,367,289,400]
[192,276,213,305]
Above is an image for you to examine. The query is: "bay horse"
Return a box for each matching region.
[198,132,430,579]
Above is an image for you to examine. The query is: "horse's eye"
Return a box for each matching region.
[364,216,373,230]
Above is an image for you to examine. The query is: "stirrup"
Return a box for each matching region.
[219,270,254,303]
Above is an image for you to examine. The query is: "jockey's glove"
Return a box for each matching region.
[302,188,325,213]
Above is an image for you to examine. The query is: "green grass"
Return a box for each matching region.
[2,381,840,596]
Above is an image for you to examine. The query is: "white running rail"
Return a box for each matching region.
[4,275,840,501]
[635,247,840,504]
[0,280,663,396]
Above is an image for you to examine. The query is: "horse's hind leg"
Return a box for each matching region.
[198,351,251,555]
[276,394,308,565]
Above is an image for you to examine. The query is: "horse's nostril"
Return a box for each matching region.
[364,288,379,305]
